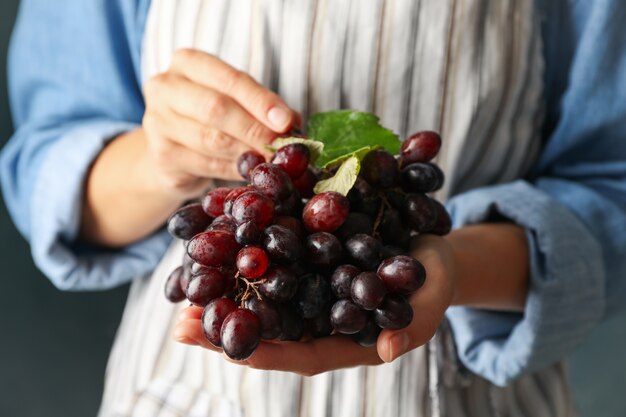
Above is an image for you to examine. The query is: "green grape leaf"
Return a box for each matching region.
[321,145,381,169]
[267,137,324,163]
[308,110,401,167]
[313,156,360,196]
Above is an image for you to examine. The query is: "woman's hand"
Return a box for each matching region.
[142,48,299,197]
[174,234,457,375]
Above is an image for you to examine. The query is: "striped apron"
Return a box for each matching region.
[98,1,578,416]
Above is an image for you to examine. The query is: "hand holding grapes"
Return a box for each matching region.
[174,233,456,374]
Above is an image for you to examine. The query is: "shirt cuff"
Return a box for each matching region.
[30,120,171,291]
[444,180,606,386]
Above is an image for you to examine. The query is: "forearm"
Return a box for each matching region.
[80,129,187,247]
[447,223,529,312]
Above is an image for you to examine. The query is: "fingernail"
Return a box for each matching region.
[267,106,290,130]
[386,333,409,362]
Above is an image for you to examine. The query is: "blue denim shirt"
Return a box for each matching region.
[1,0,626,392]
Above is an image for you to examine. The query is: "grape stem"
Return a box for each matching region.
[372,192,391,236]
[237,274,265,307]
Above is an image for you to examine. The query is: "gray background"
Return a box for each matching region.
[1,1,625,417]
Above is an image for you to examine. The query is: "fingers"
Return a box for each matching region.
[174,318,224,354]
[170,49,295,132]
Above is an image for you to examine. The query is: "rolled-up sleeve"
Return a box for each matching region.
[0,0,167,291]
[445,0,626,386]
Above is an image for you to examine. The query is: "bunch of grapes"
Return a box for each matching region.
[164,131,450,360]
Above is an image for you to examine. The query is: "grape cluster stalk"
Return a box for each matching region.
[164,131,451,360]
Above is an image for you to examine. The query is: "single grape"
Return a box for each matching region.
[186,268,226,306]
[201,187,231,218]
[244,297,282,340]
[262,225,302,263]
[377,255,426,294]
[351,272,387,310]
[302,192,350,233]
[374,295,413,330]
[235,221,261,246]
[273,216,306,239]
[231,191,275,229]
[277,304,305,341]
[207,214,238,234]
[428,199,452,235]
[202,297,238,347]
[187,230,240,267]
[164,266,186,302]
[221,308,261,360]
[360,150,399,189]
[335,212,374,242]
[292,167,318,198]
[180,267,192,294]
[307,305,334,338]
[305,232,344,270]
[275,191,302,216]
[400,131,441,165]
[223,186,255,215]
[250,163,294,201]
[167,203,211,240]
[352,317,381,347]
[292,273,331,319]
[271,143,310,179]
[237,151,266,180]
[400,162,444,193]
[236,246,269,279]
[402,194,437,233]
[379,208,411,247]
[345,234,383,271]
[330,299,367,335]
[347,177,375,206]
[259,266,299,302]
[330,264,360,299]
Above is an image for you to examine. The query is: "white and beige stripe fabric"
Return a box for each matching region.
[98,1,576,416]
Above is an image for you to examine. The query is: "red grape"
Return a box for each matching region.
[351,271,387,310]
[377,255,426,294]
[237,151,266,180]
[273,216,306,239]
[330,299,367,334]
[402,194,437,233]
[250,163,294,201]
[202,297,238,347]
[221,309,261,360]
[330,264,360,299]
[302,191,350,232]
[187,230,240,267]
[400,131,441,164]
[292,167,318,198]
[231,191,275,228]
[201,187,231,218]
[360,150,399,189]
[259,266,298,302]
[186,268,226,306]
[223,186,255,215]
[305,232,343,270]
[345,234,383,271]
[167,203,211,240]
[271,143,310,179]
[374,295,413,330]
[207,214,238,234]
[262,225,302,263]
[428,199,452,235]
[235,221,261,246]
[164,266,186,302]
[244,297,282,340]
[400,162,444,193]
[236,246,269,279]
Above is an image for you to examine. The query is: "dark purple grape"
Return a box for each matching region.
[221,309,261,360]
[292,167,318,198]
[207,214,238,234]
[275,191,302,216]
[262,225,302,263]
[352,318,381,347]
[235,221,261,246]
[428,199,452,235]
[400,163,444,193]
[277,304,305,341]
[237,151,266,180]
[305,232,344,270]
[187,230,241,267]
[330,299,367,334]
[292,274,331,319]
[167,203,211,240]
[360,150,399,189]
[307,305,334,338]
[201,187,231,218]
[164,266,186,302]
[236,246,269,279]
[374,295,413,330]
[271,143,310,179]
[302,191,350,233]
[377,255,426,294]
[180,266,192,294]
[244,297,282,340]
[351,272,387,310]
[347,177,375,206]
[355,196,382,218]
[335,212,374,242]
[403,194,437,233]
[250,163,294,201]
[202,297,238,347]
[381,245,406,258]
[379,208,411,247]
[186,268,226,306]
[400,131,441,165]
[345,234,383,271]
[385,189,406,210]
[273,216,306,240]
[259,266,299,302]
[231,191,275,229]
[330,264,360,299]
[223,186,255,215]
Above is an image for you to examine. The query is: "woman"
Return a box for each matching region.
[2,0,626,416]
